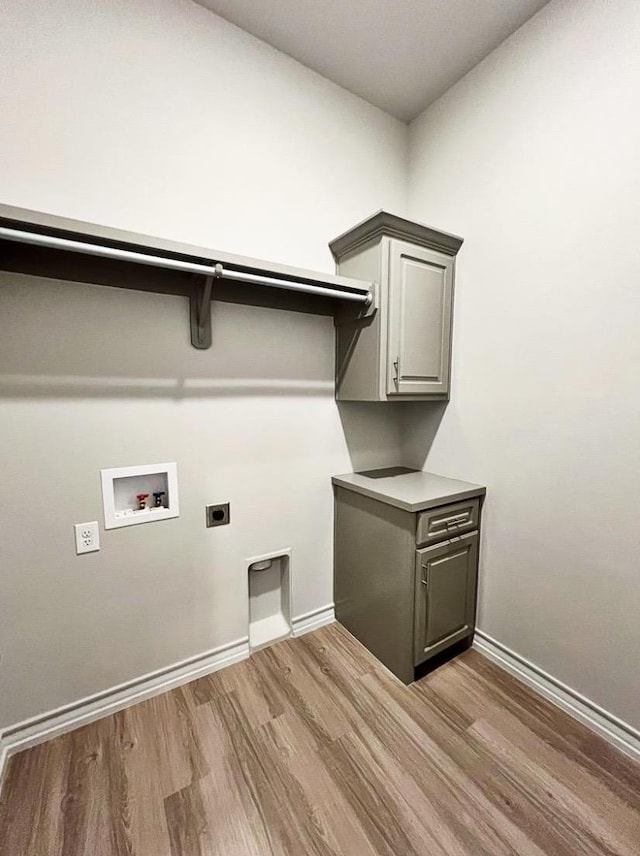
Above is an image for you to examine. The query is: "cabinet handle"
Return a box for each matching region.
[445,514,468,527]
[393,355,400,386]
[421,564,429,589]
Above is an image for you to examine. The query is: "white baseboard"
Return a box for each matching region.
[0,742,9,794]
[292,603,335,637]
[0,635,250,790]
[473,629,640,764]
[0,605,336,791]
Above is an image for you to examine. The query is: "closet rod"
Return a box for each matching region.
[214,266,370,303]
[0,226,372,305]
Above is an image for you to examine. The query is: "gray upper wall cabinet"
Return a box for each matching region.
[330,211,463,401]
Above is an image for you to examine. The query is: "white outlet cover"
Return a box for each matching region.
[74,521,100,555]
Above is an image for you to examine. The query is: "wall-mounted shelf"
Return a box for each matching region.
[0,204,376,349]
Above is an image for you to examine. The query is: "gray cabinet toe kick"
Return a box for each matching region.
[333,469,484,684]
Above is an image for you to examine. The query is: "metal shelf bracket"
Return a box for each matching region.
[333,281,379,328]
[190,263,222,349]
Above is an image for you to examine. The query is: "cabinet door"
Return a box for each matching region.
[386,239,453,397]
[414,532,478,666]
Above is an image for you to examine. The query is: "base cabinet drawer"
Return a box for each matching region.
[416,497,479,547]
[414,531,478,666]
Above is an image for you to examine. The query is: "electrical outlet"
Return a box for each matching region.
[206,503,230,528]
[74,521,100,555]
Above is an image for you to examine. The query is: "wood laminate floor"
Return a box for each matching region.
[1,623,639,856]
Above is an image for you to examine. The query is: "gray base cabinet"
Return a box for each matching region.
[329,211,463,401]
[333,470,484,684]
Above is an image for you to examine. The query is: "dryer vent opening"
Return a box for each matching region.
[248,552,291,650]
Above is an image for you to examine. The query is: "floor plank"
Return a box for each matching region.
[0,623,638,856]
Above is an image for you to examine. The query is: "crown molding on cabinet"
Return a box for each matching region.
[329,210,464,260]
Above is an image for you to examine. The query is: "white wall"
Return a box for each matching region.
[408,0,640,729]
[0,0,407,729]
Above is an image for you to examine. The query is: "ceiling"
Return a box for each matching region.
[195,0,549,122]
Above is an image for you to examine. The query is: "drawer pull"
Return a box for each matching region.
[440,514,468,528]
